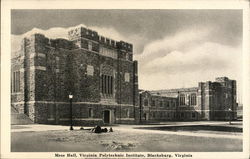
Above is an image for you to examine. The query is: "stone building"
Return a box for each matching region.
[139,77,237,122]
[11,26,237,125]
[11,26,139,125]
[139,91,178,122]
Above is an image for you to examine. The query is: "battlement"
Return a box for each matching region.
[68,27,99,42]
[68,26,133,53]
[215,77,229,82]
[23,33,76,51]
[20,26,134,62]
[116,41,133,53]
[99,36,117,49]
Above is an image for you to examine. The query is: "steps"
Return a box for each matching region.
[11,107,33,125]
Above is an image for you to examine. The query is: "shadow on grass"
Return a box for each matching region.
[136,125,242,133]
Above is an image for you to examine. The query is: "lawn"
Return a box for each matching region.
[11,128,242,152]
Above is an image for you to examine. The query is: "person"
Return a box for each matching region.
[109,127,113,132]
[92,125,102,133]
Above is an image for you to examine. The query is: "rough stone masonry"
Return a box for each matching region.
[11,26,139,125]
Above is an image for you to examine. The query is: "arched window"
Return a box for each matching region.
[180,94,185,106]
[191,94,197,105]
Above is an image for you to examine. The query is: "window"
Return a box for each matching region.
[101,74,113,95]
[126,109,130,117]
[80,107,84,118]
[165,101,170,107]
[126,53,129,60]
[172,101,176,107]
[125,73,130,82]
[192,112,196,118]
[225,93,228,99]
[151,100,155,106]
[48,105,54,119]
[144,99,148,106]
[180,94,185,106]
[190,94,197,105]
[12,71,20,93]
[167,113,170,119]
[181,112,184,118]
[88,108,93,118]
[159,101,163,107]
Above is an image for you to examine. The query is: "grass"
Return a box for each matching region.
[11,128,242,152]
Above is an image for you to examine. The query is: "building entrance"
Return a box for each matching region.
[104,110,110,123]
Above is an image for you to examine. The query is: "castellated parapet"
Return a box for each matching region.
[11,26,138,125]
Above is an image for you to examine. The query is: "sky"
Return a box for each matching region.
[11,9,243,101]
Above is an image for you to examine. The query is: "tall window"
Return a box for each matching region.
[101,74,113,95]
[88,108,93,118]
[165,101,170,107]
[48,105,54,119]
[144,99,148,106]
[181,112,184,118]
[180,94,185,106]
[151,100,155,106]
[190,94,197,105]
[159,101,163,107]
[126,109,130,117]
[12,71,20,93]
[192,112,196,118]
[172,101,176,107]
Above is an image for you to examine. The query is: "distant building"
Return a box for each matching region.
[237,103,243,119]
[139,77,237,122]
[11,26,139,125]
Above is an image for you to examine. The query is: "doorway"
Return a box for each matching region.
[104,110,110,123]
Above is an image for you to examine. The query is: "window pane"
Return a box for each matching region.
[104,75,106,94]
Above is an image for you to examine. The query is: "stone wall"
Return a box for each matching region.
[11,26,138,125]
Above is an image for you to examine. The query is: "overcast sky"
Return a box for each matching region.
[11,9,243,101]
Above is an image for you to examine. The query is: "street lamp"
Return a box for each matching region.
[228,108,232,125]
[69,93,74,130]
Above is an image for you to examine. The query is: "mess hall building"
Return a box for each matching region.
[11,26,139,125]
[11,26,237,125]
[139,77,237,122]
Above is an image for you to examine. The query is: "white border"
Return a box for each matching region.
[1,0,249,159]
